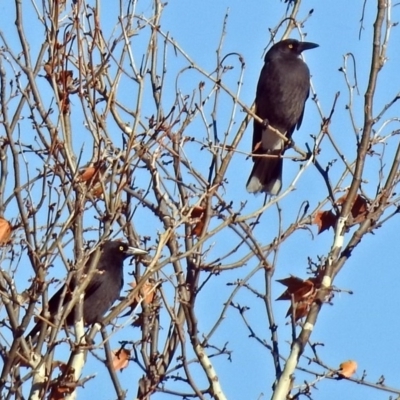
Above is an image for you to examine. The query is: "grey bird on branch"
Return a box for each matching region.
[26,240,147,341]
[246,38,318,195]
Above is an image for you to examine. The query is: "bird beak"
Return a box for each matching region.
[126,246,148,256]
[299,41,319,52]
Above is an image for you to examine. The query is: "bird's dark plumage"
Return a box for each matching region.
[27,240,147,340]
[247,38,318,194]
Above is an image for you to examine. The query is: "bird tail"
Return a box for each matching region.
[246,155,283,195]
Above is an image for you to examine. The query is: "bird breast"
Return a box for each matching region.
[257,57,310,132]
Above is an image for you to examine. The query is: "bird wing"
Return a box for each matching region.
[82,269,106,298]
[79,244,125,323]
[81,269,124,324]
[255,56,311,145]
[46,282,72,314]
[252,59,288,156]
[295,89,309,131]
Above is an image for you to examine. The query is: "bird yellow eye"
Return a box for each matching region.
[288,43,293,49]
[119,245,124,251]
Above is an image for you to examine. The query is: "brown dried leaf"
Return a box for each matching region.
[293,280,315,302]
[90,182,106,198]
[286,300,313,321]
[78,166,97,183]
[351,195,368,218]
[189,206,205,219]
[189,206,206,237]
[112,348,130,371]
[192,221,205,236]
[338,360,357,378]
[47,363,76,400]
[277,276,305,291]
[78,161,107,184]
[277,276,319,321]
[337,194,369,223]
[0,217,12,244]
[277,276,315,301]
[57,70,73,88]
[314,210,337,234]
[48,387,72,400]
[130,280,156,308]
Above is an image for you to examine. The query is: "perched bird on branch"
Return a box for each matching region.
[27,240,148,340]
[246,38,318,195]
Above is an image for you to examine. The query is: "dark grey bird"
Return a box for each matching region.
[27,240,147,340]
[246,38,318,194]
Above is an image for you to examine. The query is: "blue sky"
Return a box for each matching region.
[1,1,400,399]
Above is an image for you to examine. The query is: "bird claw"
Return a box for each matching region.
[262,118,269,129]
[285,139,294,149]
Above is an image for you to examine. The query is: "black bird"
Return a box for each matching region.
[246,38,318,194]
[27,240,147,340]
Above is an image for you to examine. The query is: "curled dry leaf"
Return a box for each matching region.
[130,280,156,308]
[77,166,97,183]
[189,206,206,237]
[350,195,368,221]
[48,385,74,400]
[0,217,12,245]
[77,161,107,184]
[57,70,73,90]
[337,193,369,223]
[314,194,369,234]
[277,275,322,321]
[276,276,317,302]
[287,300,313,321]
[112,348,131,371]
[189,206,204,219]
[313,210,337,234]
[47,362,76,400]
[338,360,357,378]
[128,281,158,329]
[90,182,106,199]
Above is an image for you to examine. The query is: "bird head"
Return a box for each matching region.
[103,240,148,261]
[266,39,319,60]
